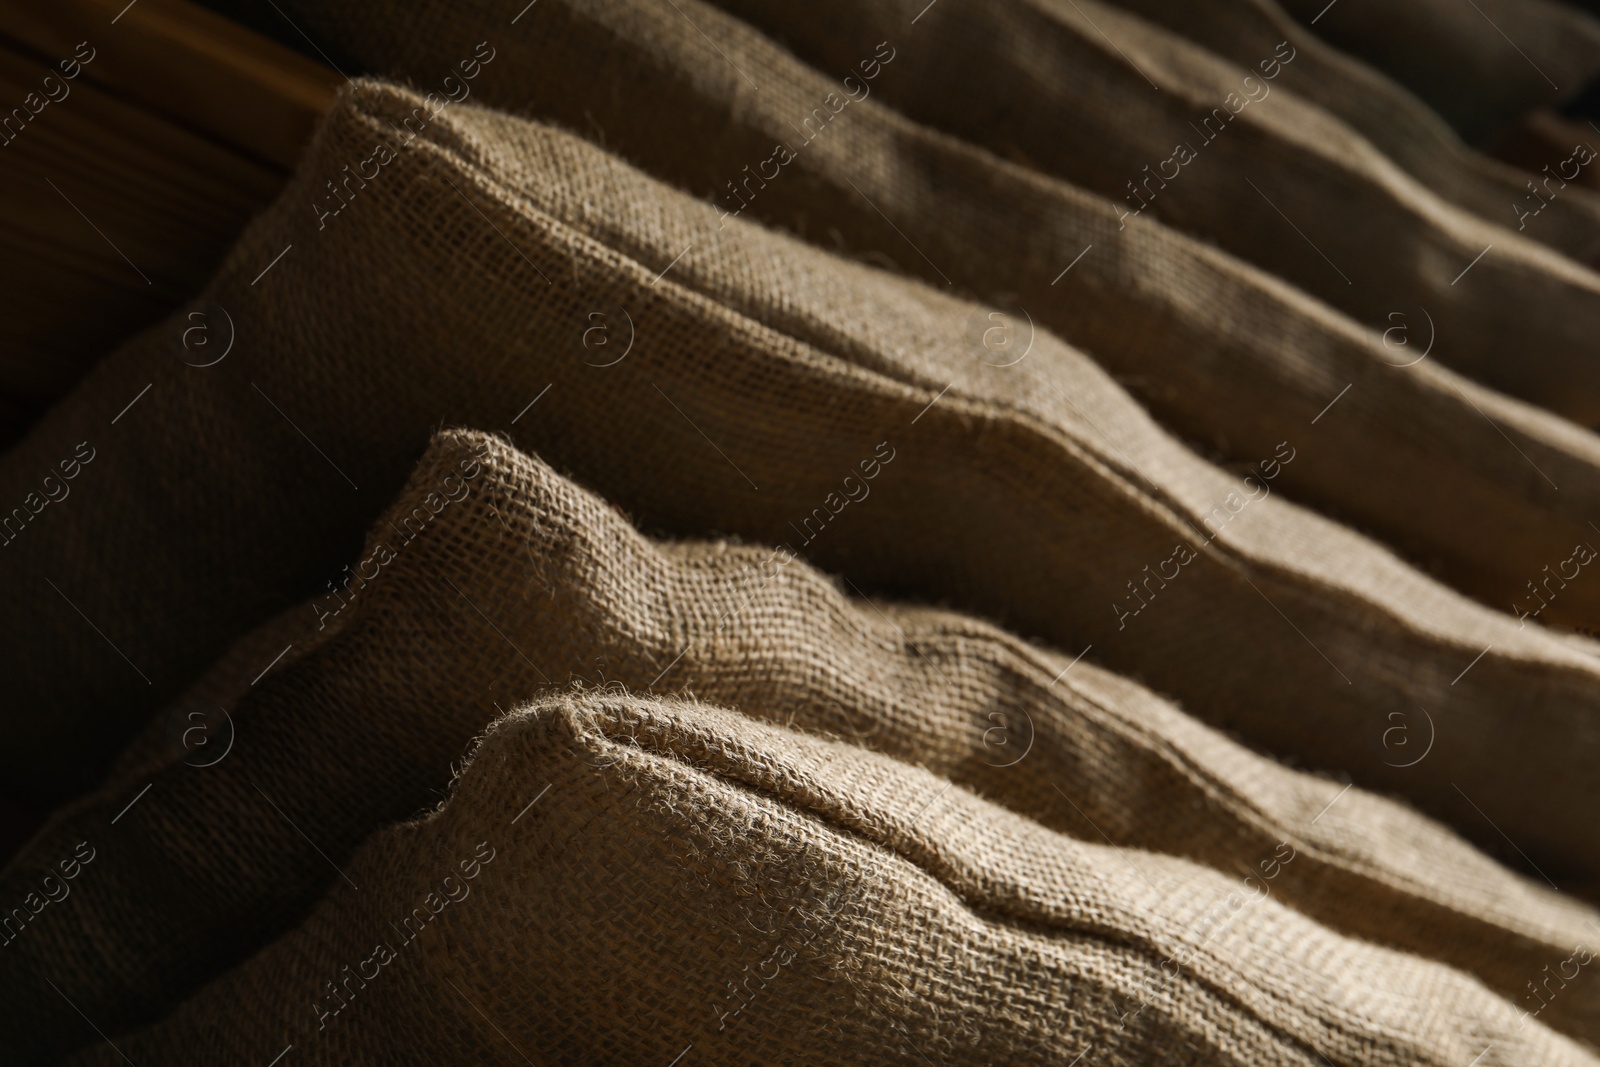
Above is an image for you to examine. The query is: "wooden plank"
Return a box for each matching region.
[0,0,337,446]
[0,0,340,169]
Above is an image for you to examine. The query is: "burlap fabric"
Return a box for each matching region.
[5,80,1600,879]
[250,1,1600,626]
[62,690,1600,1066]
[1105,0,1600,247]
[709,0,1600,384]
[1275,0,1600,141]
[9,431,1599,1061]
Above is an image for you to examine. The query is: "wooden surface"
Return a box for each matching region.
[0,0,338,446]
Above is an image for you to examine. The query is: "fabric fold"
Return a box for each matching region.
[709,0,1600,412]
[1102,0,1600,252]
[1275,0,1600,141]
[4,8,1597,1067]
[242,1,1600,634]
[8,430,1599,1060]
[65,690,1600,1066]
[4,80,1598,891]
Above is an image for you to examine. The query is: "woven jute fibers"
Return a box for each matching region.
[101,600,332,786]
[66,691,1600,1067]
[710,0,1600,404]
[5,80,1600,881]
[266,2,1600,632]
[1275,0,1600,141]
[1103,0,1600,249]
[9,431,1598,1060]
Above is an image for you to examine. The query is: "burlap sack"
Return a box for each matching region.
[249,2,1600,629]
[9,431,1599,1061]
[1106,0,1600,249]
[6,78,1600,877]
[1275,0,1600,141]
[710,0,1600,385]
[62,690,1600,1066]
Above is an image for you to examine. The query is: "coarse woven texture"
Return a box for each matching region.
[1276,0,1600,142]
[713,0,1600,405]
[6,81,1600,890]
[262,0,1600,634]
[63,690,1600,1067]
[103,599,332,785]
[1104,0,1600,248]
[11,431,1599,1061]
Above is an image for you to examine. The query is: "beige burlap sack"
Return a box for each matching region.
[61,690,1600,1066]
[1105,0,1600,249]
[251,2,1600,629]
[9,431,1599,1061]
[1275,0,1600,141]
[7,78,1600,870]
[711,0,1600,387]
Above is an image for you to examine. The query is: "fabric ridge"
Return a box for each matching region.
[10,430,1600,1059]
[61,690,1600,1066]
[5,5,1600,1064]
